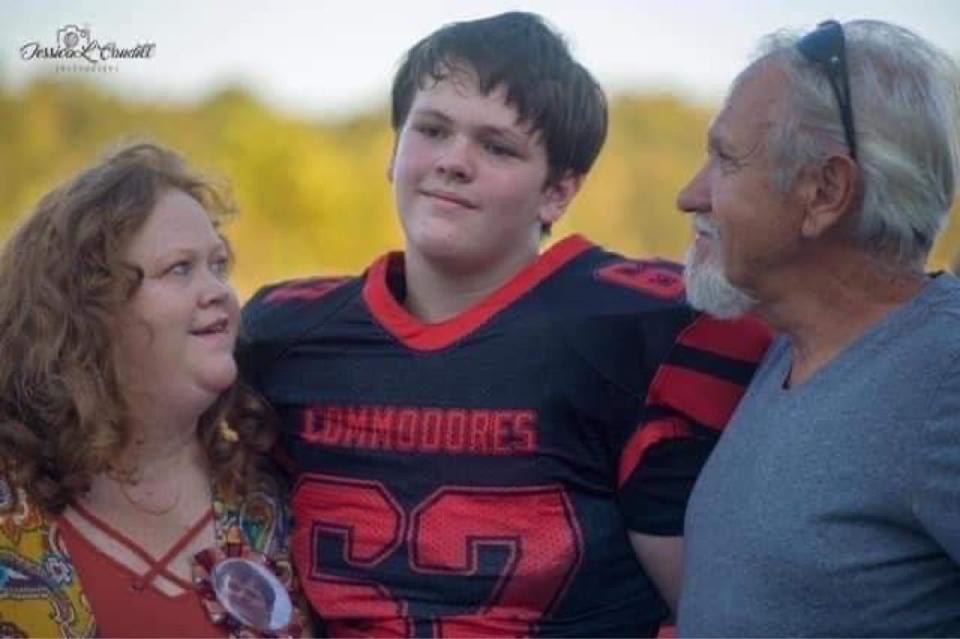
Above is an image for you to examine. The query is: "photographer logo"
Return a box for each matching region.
[20,24,156,72]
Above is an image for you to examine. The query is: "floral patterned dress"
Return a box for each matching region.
[0,470,311,638]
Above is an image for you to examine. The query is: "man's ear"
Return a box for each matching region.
[539,172,584,226]
[799,154,859,239]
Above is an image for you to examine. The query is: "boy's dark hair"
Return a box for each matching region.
[391,11,608,186]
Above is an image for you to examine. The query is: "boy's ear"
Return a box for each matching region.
[539,172,584,226]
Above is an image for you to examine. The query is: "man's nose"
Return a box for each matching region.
[676,164,711,215]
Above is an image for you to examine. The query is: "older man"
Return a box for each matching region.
[676,19,960,636]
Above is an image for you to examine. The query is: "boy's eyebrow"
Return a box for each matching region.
[476,124,528,147]
[408,105,534,151]
[412,107,530,139]
[409,107,452,123]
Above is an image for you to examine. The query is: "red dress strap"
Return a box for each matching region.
[70,500,214,590]
[57,513,226,638]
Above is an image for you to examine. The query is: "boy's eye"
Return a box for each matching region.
[484,141,517,157]
[415,123,446,139]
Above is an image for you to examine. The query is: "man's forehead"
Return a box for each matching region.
[706,105,742,150]
[709,63,786,143]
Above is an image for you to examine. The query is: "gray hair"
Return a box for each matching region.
[748,20,960,268]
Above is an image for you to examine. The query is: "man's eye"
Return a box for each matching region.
[712,149,741,171]
[712,147,731,160]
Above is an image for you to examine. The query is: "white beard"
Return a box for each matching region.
[684,223,757,319]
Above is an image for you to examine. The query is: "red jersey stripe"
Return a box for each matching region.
[362,234,593,352]
[676,314,772,364]
[647,365,748,431]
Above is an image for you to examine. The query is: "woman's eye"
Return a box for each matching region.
[211,256,231,277]
[166,261,191,276]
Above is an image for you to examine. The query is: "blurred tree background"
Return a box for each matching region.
[1,78,958,298]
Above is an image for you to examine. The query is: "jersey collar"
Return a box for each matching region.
[362,234,593,351]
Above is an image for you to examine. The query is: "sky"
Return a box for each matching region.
[3,0,959,119]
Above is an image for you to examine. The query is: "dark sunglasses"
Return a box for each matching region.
[796,20,858,160]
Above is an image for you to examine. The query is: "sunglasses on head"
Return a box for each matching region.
[796,20,858,160]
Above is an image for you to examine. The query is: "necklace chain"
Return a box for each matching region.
[106,463,185,517]
[116,479,183,516]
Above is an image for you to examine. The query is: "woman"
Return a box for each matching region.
[0,143,309,637]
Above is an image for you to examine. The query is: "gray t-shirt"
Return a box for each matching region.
[678,274,960,637]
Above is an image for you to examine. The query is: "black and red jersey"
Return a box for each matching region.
[237,234,770,638]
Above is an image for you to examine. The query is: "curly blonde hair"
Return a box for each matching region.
[0,142,274,514]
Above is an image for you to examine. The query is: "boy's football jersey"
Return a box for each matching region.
[238,234,770,637]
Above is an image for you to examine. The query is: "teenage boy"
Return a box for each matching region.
[239,12,769,637]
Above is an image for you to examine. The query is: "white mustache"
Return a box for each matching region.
[693,215,719,239]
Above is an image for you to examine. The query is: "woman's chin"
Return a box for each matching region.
[195,362,239,399]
